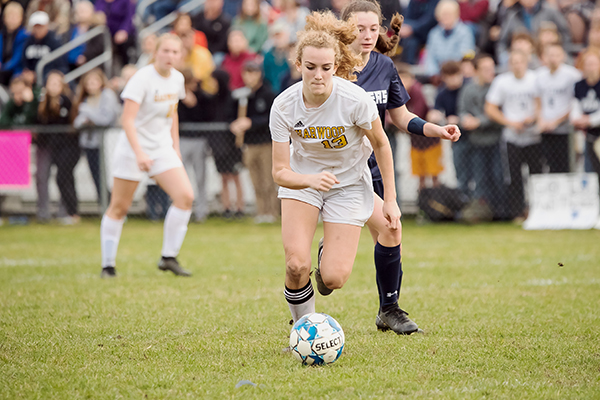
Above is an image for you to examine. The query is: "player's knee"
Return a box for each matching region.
[285,255,311,281]
[107,201,130,219]
[174,191,194,210]
[322,274,347,290]
[377,224,402,246]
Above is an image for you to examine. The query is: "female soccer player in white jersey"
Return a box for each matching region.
[270,11,460,328]
[100,34,195,278]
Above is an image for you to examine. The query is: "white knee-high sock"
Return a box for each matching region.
[162,205,192,257]
[284,281,316,323]
[101,214,125,267]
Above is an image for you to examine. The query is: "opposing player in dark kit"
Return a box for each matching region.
[321,0,460,334]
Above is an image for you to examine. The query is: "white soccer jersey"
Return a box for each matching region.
[119,64,185,157]
[486,70,540,146]
[270,76,379,187]
[536,64,581,134]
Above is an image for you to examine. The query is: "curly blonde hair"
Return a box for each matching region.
[295,11,362,81]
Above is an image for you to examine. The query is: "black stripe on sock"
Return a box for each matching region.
[284,281,314,305]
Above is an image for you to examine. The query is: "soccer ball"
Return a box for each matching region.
[289,313,345,366]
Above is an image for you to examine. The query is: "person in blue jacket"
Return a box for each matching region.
[398,0,440,65]
[0,2,29,85]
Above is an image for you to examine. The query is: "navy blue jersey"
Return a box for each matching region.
[353,51,410,183]
[574,79,600,138]
[354,52,410,122]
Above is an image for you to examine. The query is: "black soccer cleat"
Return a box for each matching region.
[376,306,419,335]
[314,237,333,296]
[100,266,117,278]
[158,257,192,277]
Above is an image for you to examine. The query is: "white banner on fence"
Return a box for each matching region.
[523,173,599,230]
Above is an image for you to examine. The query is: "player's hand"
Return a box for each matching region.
[135,151,153,172]
[382,200,401,230]
[428,123,461,142]
[309,172,339,192]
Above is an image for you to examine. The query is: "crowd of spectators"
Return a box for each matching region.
[0,0,599,225]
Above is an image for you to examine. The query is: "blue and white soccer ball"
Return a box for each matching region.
[289,313,345,366]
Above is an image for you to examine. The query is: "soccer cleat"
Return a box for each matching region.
[376,306,419,335]
[158,257,192,277]
[100,266,117,278]
[314,237,333,296]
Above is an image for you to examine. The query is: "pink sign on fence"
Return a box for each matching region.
[0,131,31,189]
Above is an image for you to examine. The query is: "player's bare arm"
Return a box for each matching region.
[388,104,461,142]
[170,110,181,159]
[272,141,339,191]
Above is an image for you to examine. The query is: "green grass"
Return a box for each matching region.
[1,218,599,399]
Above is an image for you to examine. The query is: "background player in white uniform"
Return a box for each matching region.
[486,49,542,220]
[270,11,460,326]
[100,34,195,278]
[535,42,581,173]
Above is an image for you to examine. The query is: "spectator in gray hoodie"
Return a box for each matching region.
[72,68,120,200]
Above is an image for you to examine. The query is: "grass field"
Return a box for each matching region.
[1,218,599,399]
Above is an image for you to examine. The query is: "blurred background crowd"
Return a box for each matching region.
[0,0,599,225]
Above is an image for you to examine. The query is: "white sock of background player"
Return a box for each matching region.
[161,205,192,258]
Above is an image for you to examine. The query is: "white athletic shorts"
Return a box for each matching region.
[278,171,375,227]
[112,145,183,182]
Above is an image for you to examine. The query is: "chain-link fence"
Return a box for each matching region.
[0,123,261,222]
[0,123,598,224]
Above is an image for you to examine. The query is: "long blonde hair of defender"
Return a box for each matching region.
[295,11,363,81]
[149,32,183,65]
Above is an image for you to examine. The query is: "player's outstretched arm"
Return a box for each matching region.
[388,104,461,142]
[272,141,339,191]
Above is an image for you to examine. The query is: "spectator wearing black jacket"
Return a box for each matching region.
[207,69,244,219]
[22,11,67,81]
[37,71,79,224]
[192,0,231,65]
[230,60,279,223]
